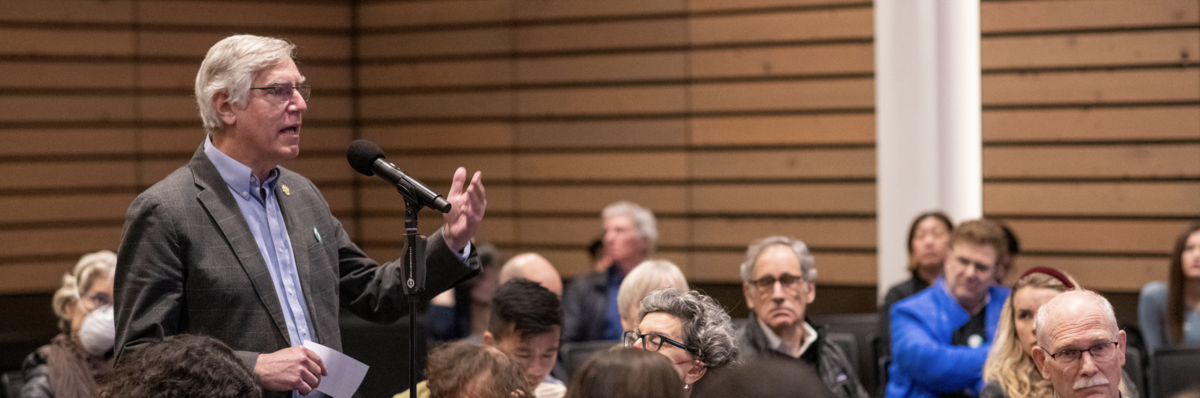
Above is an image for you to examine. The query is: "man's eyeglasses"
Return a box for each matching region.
[1047,341,1119,365]
[623,330,697,357]
[749,273,805,292]
[250,84,311,103]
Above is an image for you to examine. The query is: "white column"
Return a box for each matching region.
[875,0,982,300]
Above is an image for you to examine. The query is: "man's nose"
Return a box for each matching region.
[1077,351,1099,375]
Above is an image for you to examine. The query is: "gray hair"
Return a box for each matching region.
[53,250,117,331]
[638,289,739,370]
[1034,290,1118,349]
[195,35,296,134]
[602,201,658,256]
[739,236,817,284]
[618,260,689,321]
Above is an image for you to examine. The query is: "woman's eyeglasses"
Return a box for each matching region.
[623,330,698,357]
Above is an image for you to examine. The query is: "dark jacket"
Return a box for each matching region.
[738,314,870,398]
[562,270,611,342]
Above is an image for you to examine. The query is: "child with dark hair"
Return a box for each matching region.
[484,279,566,398]
[100,334,260,398]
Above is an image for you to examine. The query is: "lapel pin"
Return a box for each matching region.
[313,227,322,243]
[282,184,291,196]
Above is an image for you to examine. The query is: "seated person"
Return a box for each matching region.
[564,201,657,342]
[981,268,1138,398]
[565,348,684,398]
[428,244,502,344]
[736,236,869,398]
[625,288,738,396]
[21,250,117,398]
[100,334,260,398]
[617,259,689,331]
[879,212,954,356]
[483,279,567,398]
[1139,222,1200,352]
[887,219,1012,398]
[397,341,529,398]
[1030,290,1128,398]
[499,253,563,296]
[695,356,835,398]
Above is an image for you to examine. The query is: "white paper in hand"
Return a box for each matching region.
[301,340,369,398]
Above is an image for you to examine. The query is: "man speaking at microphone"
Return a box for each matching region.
[113,34,487,398]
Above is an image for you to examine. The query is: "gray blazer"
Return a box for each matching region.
[114,146,478,393]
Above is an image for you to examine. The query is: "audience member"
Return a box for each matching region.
[500,253,563,296]
[564,201,658,342]
[396,341,529,398]
[878,211,954,356]
[736,236,868,398]
[588,236,611,273]
[99,334,260,398]
[625,288,738,396]
[617,260,689,331]
[565,348,684,398]
[1139,221,1200,352]
[1031,290,1127,398]
[483,279,567,398]
[995,222,1021,285]
[887,218,1012,398]
[429,244,503,343]
[694,356,835,398]
[982,268,1137,398]
[21,250,117,398]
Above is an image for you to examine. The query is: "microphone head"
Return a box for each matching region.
[347,139,386,176]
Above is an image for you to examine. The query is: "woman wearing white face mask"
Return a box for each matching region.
[19,250,116,398]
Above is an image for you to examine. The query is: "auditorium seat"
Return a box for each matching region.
[1149,346,1200,398]
[338,311,427,398]
[560,340,619,380]
[813,313,880,394]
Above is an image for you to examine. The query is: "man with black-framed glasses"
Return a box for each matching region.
[735,235,868,398]
[1031,290,1127,398]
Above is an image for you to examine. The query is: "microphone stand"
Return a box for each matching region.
[402,199,426,398]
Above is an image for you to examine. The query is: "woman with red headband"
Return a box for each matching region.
[980,267,1138,398]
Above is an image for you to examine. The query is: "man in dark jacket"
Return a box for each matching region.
[735,236,869,398]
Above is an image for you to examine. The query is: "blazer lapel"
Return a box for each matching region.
[189,146,291,342]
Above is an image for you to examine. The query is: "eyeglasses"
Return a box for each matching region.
[749,273,805,292]
[250,84,311,103]
[953,255,994,274]
[623,330,697,357]
[1047,341,1119,365]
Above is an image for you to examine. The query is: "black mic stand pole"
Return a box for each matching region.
[402,199,426,398]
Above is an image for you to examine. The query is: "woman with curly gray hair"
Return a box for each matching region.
[623,288,739,396]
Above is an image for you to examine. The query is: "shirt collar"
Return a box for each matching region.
[756,317,818,358]
[204,136,279,201]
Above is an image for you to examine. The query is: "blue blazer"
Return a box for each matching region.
[885,277,1010,398]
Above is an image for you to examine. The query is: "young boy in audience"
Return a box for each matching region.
[484,278,567,398]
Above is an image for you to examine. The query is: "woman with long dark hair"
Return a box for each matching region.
[1139,221,1200,352]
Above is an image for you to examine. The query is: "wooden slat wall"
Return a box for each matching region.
[980,0,1200,292]
[0,0,354,294]
[4,0,1197,295]
[357,0,1200,293]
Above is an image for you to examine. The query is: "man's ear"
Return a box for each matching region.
[742,283,756,310]
[803,281,816,304]
[482,331,495,346]
[1031,345,1049,378]
[212,89,237,126]
[1117,329,1127,367]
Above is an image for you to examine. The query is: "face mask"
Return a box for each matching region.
[78,304,115,356]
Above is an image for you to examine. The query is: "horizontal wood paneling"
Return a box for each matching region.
[983,68,1200,105]
[983,144,1200,178]
[691,114,876,145]
[982,30,1200,69]
[1001,219,1190,254]
[981,0,1199,34]
[984,182,1200,216]
[983,107,1200,142]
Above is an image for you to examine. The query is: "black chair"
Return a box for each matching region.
[1149,346,1200,398]
[338,312,427,398]
[560,340,619,381]
[1,370,23,398]
[1123,346,1144,398]
[812,313,880,395]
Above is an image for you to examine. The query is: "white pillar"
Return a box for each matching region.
[875,0,982,300]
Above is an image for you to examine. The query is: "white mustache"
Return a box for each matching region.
[1073,373,1110,389]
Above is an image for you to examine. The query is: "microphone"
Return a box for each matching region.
[347,139,452,213]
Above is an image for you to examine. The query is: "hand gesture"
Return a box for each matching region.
[254,346,327,395]
[443,167,486,252]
